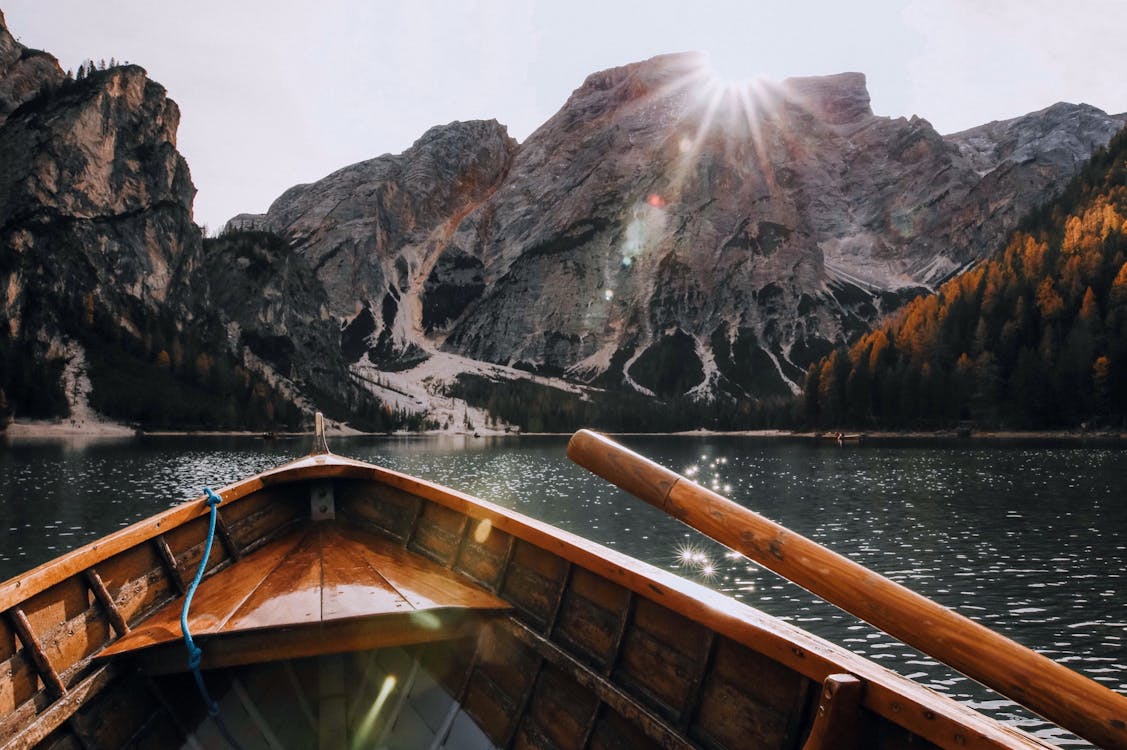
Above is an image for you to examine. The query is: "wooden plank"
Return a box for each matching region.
[690,635,812,749]
[14,576,113,692]
[94,545,171,628]
[506,619,694,750]
[223,527,322,631]
[83,569,128,636]
[504,659,544,749]
[338,525,510,612]
[0,664,117,750]
[613,596,710,722]
[801,674,863,750]
[150,536,186,597]
[213,509,242,562]
[337,481,423,541]
[553,568,630,672]
[493,534,519,595]
[587,707,664,750]
[409,502,470,566]
[165,516,231,585]
[321,529,411,621]
[568,429,1127,750]
[135,608,504,674]
[6,608,64,699]
[500,542,569,631]
[73,667,160,750]
[455,522,513,591]
[413,636,478,701]
[101,524,510,661]
[38,608,112,688]
[227,495,306,556]
[678,631,716,732]
[513,663,599,750]
[99,528,306,657]
[461,658,520,745]
[0,656,44,743]
[462,623,541,745]
[18,579,90,646]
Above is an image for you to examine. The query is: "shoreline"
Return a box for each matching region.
[3,419,1126,442]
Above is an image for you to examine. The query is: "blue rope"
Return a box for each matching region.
[180,487,245,749]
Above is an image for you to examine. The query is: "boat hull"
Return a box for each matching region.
[0,452,1057,749]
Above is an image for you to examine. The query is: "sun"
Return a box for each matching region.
[599,50,809,291]
[698,50,769,91]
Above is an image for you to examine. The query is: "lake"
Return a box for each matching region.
[1,433,1124,746]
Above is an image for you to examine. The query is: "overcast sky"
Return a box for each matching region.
[6,0,1127,231]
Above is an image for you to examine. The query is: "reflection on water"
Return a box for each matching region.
[1,433,1124,745]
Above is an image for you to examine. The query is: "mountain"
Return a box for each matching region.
[0,10,388,430]
[803,127,1127,429]
[3,15,1125,431]
[235,53,1125,424]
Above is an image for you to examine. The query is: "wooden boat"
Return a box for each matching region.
[823,432,862,444]
[0,420,1124,750]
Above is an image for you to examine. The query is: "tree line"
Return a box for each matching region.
[803,127,1127,430]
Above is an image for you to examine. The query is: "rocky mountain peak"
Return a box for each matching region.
[223,52,1127,413]
[0,18,200,383]
[0,62,193,226]
[0,9,65,126]
[781,71,872,125]
[567,51,705,107]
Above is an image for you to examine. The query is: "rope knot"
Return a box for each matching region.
[187,645,202,670]
[204,487,223,507]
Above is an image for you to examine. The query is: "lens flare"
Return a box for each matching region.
[354,674,398,747]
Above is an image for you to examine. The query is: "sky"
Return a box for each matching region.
[6,0,1127,232]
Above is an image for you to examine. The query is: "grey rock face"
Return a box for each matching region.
[244,119,517,367]
[0,42,199,346]
[191,230,346,398]
[238,52,1125,404]
[438,55,1125,397]
[0,10,64,127]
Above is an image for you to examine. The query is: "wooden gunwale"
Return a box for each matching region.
[0,452,1051,749]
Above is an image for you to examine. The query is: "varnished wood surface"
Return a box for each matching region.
[99,522,510,660]
[568,428,1127,750]
[134,608,501,674]
[800,674,861,750]
[0,452,375,612]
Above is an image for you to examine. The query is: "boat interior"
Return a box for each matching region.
[0,438,1112,750]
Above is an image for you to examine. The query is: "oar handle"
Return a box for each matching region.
[567,429,1127,750]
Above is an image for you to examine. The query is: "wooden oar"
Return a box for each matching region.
[567,429,1127,750]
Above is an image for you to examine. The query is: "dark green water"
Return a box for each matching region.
[1,434,1124,746]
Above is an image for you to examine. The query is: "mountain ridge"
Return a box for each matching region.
[232,53,1125,420]
[2,17,1125,431]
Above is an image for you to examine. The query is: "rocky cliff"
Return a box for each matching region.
[0,6,200,415]
[0,11,352,429]
[240,52,1126,408]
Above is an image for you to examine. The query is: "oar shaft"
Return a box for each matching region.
[567,429,1127,750]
